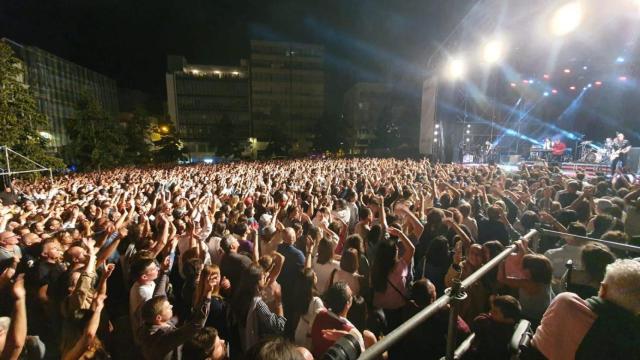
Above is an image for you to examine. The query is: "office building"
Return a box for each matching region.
[166,56,250,158]
[250,40,325,147]
[343,82,391,154]
[3,38,119,148]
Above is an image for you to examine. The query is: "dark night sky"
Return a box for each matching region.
[0,0,473,113]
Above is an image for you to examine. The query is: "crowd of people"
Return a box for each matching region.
[0,158,638,360]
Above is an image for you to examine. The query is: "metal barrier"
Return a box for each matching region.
[537,227,640,253]
[453,333,476,360]
[358,229,539,360]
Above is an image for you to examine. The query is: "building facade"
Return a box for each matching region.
[166,56,250,158]
[250,40,325,147]
[4,38,119,148]
[343,82,391,154]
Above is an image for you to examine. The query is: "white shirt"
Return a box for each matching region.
[129,281,155,339]
[312,259,340,295]
[544,244,584,293]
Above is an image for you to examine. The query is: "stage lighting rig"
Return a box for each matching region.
[482,39,505,64]
[550,1,584,37]
[446,57,466,80]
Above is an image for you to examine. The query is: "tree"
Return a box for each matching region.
[0,40,64,171]
[372,104,400,149]
[122,109,153,165]
[65,94,126,170]
[152,123,188,164]
[264,104,292,156]
[313,112,355,152]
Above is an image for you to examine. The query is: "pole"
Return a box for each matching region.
[445,279,467,360]
[538,227,640,253]
[4,146,10,176]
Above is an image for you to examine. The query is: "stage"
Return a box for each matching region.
[463,161,611,178]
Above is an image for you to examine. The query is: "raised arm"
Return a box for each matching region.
[1,275,26,360]
[388,227,415,265]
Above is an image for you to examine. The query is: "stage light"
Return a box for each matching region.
[529,78,535,83]
[434,139,438,143]
[466,138,470,142]
[564,68,571,74]
[446,57,466,80]
[522,79,529,84]
[467,124,471,128]
[510,82,517,87]
[552,89,558,94]
[435,124,440,128]
[595,81,602,86]
[466,130,470,134]
[616,56,625,63]
[543,92,550,96]
[543,74,550,79]
[587,83,592,88]
[482,39,505,64]
[619,76,628,81]
[570,86,576,90]
[550,2,584,37]
[434,131,439,135]
[583,66,588,70]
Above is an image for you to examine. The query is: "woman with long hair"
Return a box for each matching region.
[293,268,324,349]
[312,237,340,295]
[331,248,362,296]
[371,226,415,333]
[230,264,286,352]
[194,264,229,340]
[342,234,371,299]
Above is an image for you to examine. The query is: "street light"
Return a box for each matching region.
[160,125,169,133]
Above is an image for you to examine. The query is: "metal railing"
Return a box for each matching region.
[359,229,539,360]
[537,227,640,253]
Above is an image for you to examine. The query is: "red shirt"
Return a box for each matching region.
[311,310,354,358]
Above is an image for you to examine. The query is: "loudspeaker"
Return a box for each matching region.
[627,147,640,174]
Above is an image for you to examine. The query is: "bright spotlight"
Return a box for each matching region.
[446,57,466,80]
[552,89,558,94]
[482,39,505,64]
[543,92,550,96]
[616,57,625,63]
[550,2,584,37]
[619,76,628,81]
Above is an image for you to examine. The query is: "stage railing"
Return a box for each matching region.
[537,227,640,253]
[358,229,539,360]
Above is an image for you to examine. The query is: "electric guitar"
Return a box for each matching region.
[610,147,629,160]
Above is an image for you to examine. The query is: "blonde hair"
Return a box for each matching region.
[603,259,640,314]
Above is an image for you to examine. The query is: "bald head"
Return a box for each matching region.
[283,227,296,245]
[0,231,19,247]
[22,233,41,246]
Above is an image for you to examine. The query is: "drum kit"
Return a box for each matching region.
[578,138,613,164]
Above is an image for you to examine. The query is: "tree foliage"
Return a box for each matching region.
[152,123,188,164]
[0,40,64,171]
[123,109,153,165]
[65,94,127,170]
[313,112,355,152]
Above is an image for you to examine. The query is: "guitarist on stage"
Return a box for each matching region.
[611,132,631,175]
